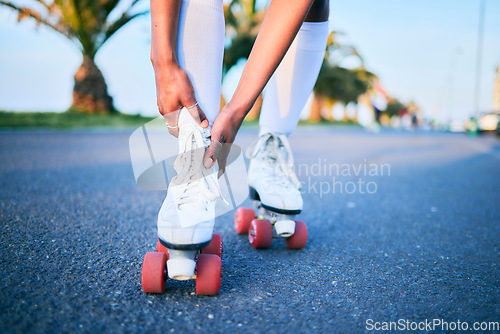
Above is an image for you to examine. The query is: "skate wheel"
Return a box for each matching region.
[201,233,223,257]
[234,207,255,234]
[248,219,273,249]
[141,252,167,293]
[156,239,170,260]
[196,254,221,295]
[285,220,308,250]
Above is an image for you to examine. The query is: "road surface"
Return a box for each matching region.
[1,126,499,333]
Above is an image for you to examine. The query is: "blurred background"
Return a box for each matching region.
[0,0,499,133]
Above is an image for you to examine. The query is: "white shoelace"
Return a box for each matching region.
[170,124,220,211]
[246,133,302,190]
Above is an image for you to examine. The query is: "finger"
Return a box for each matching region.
[203,140,223,169]
[179,73,209,128]
[162,108,180,137]
[186,103,209,129]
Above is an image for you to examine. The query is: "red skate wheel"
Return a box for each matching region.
[201,233,223,257]
[141,252,167,293]
[248,219,273,249]
[234,207,255,234]
[196,254,221,295]
[156,239,170,260]
[285,220,308,250]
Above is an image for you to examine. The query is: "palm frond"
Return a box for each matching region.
[100,9,148,47]
[0,0,72,40]
[33,0,50,11]
[2,0,148,58]
[102,0,121,18]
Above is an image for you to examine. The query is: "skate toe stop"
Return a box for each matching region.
[275,219,296,237]
[167,258,196,280]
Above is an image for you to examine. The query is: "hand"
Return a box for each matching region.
[203,105,245,176]
[154,62,209,136]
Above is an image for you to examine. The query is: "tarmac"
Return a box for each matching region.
[0,126,498,333]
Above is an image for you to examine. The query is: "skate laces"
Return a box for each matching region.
[246,133,302,190]
[170,124,220,211]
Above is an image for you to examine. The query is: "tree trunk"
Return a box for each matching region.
[245,93,263,121]
[72,56,115,114]
[309,93,323,122]
[219,93,226,112]
[323,98,337,120]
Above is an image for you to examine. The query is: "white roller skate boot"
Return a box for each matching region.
[233,128,307,250]
[156,108,220,280]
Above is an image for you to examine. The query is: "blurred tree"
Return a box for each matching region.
[223,0,264,73]
[385,98,406,117]
[0,0,147,113]
[310,31,374,122]
[223,0,265,119]
[314,66,371,104]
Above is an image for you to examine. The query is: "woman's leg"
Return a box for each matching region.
[258,0,329,134]
[156,0,224,254]
[177,0,224,124]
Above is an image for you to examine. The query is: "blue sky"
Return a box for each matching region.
[0,0,499,123]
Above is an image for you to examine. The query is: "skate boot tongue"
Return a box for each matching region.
[167,107,220,228]
[177,107,211,148]
[178,107,200,128]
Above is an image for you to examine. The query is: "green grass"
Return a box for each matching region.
[0,111,155,129]
[0,110,362,129]
[240,118,361,128]
[298,118,361,127]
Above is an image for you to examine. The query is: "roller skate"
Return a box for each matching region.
[141,108,222,295]
[234,128,307,249]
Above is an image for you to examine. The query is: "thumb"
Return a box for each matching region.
[217,144,229,178]
[203,128,223,168]
[203,140,222,169]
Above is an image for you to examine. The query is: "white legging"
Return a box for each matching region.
[177,0,224,124]
[259,21,329,134]
[177,0,328,133]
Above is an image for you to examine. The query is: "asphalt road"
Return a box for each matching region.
[1,126,499,333]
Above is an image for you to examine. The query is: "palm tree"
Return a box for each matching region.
[223,0,264,73]
[0,0,148,113]
[310,31,374,122]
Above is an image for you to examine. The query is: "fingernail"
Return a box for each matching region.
[201,120,209,128]
[204,157,214,169]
